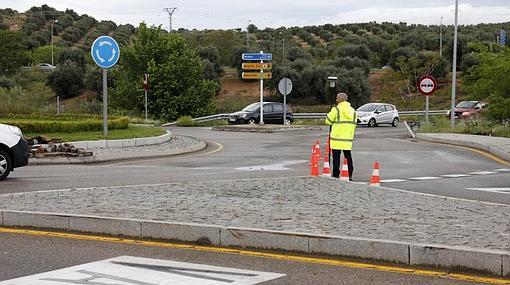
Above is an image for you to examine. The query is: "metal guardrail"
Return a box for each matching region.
[163,110,449,126]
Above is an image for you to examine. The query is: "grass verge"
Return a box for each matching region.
[24,125,167,142]
[417,117,510,138]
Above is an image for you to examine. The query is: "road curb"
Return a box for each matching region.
[1,210,508,277]
[415,133,510,163]
[212,125,321,133]
[69,131,172,149]
[27,139,207,165]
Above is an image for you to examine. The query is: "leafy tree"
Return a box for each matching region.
[463,48,510,121]
[58,48,87,71]
[112,24,218,121]
[47,60,84,98]
[197,45,223,77]
[29,45,63,64]
[247,24,258,33]
[0,30,29,75]
[336,44,371,61]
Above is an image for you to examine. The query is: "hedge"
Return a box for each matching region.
[0,117,129,133]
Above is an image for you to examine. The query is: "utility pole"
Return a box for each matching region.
[439,16,443,57]
[450,0,459,128]
[163,7,177,33]
[246,20,251,50]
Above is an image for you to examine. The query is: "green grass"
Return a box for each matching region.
[417,117,510,138]
[24,125,167,142]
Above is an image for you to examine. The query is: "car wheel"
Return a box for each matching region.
[0,149,12,181]
[248,118,257,124]
[392,117,399,127]
[286,118,293,125]
[368,118,377,127]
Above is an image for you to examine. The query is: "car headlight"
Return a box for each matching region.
[462,112,470,116]
[8,126,23,137]
[359,113,369,118]
[241,114,247,118]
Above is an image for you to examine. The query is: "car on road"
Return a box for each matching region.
[37,63,56,71]
[0,124,29,181]
[356,103,400,127]
[228,102,293,125]
[447,101,488,120]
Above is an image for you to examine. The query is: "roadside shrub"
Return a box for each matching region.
[0,116,129,133]
[0,76,14,89]
[47,60,84,99]
[175,116,196,127]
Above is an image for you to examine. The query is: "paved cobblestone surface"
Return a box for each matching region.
[1,177,509,251]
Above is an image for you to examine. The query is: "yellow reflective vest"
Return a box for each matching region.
[325,101,357,150]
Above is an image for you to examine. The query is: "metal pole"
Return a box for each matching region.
[283,81,287,125]
[282,33,285,65]
[51,21,54,66]
[439,16,443,57]
[450,0,459,128]
[145,89,148,122]
[425,95,430,123]
[259,51,264,125]
[56,96,60,115]
[103,69,108,138]
[246,20,251,50]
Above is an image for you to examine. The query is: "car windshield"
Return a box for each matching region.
[456,101,477,109]
[357,104,379,112]
[242,103,260,112]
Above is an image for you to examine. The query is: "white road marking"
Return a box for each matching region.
[236,160,307,171]
[380,179,408,183]
[468,171,499,175]
[0,256,285,285]
[440,174,471,178]
[494,168,510,172]
[467,187,510,194]
[408,176,442,181]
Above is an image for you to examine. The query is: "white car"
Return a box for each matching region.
[0,124,29,181]
[356,103,400,127]
[37,63,56,71]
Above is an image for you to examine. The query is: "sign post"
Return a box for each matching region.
[91,36,120,138]
[417,75,438,123]
[278,78,293,125]
[241,52,272,125]
[143,73,149,121]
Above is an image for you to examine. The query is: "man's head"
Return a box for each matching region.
[336,92,348,103]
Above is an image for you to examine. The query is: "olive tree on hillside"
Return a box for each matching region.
[112,24,218,121]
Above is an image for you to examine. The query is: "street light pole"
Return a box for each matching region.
[450,0,459,128]
[51,20,58,66]
[246,20,251,50]
[439,16,443,57]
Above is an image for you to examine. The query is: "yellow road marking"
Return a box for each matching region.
[1,227,508,284]
[420,140,510,166]
[103,140,223,166]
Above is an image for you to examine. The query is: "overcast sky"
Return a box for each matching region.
[4,1,510,30]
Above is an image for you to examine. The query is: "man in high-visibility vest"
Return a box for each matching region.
[325,92,357,180]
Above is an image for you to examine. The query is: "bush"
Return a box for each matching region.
[47,60,84,99]
[175,116,196,127]
[0,76,14,89]
[0,116,129,133]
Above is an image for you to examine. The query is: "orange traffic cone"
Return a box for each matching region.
[322,138,330,175]
[370,162,381,186]
[310,141,320,176]
[340,158,350,181]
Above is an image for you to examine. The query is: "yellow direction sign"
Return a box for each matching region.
[242,63,272,70]
[242,72,272,80]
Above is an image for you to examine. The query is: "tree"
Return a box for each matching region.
[29,45,63,64]
[112,24,218,121]
[47,60,84,98]
[463,48,510,121]
[247,24,258,33]
[58,48,87,71]
[0,30,29,75]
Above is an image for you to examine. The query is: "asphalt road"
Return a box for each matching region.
[0,231,486,285]
[1,125,508,204]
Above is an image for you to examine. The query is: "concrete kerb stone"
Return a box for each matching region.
[1,210,509,276]
[1,210,3,226]
[410,244,506,276]
[503,254,510,277]
[69,215,142,238]
[221,227,309,253]
[2,210,69,230]
[142,221,221,246]
[309,234,409,264]
[68,131,172,150]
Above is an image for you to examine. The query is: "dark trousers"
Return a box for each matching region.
[332,149,353,180]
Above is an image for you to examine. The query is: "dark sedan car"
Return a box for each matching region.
[228,102,293,125]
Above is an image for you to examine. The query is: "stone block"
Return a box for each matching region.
[106,140,123,148]
[69,216,141,238]
[503,254,510,277]
[3,211,69,230]
[86,140,107,149]
[142,221,221,246]
[410,244,504,276]
[221,227,308,253]
[309,235,409,264]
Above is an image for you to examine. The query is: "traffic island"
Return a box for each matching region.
[213,124,321,133]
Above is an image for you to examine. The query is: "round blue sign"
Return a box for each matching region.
[91,36,120,68]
